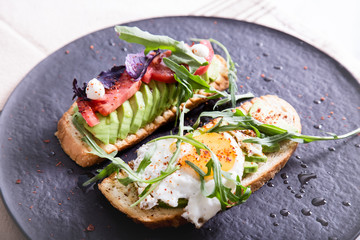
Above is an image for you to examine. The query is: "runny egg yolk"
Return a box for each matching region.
[173,133,237,180]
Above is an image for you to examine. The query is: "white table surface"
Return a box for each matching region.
[1,0,359,239]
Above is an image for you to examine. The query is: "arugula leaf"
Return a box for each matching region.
[115,26,206,73]
[191,107,360,150]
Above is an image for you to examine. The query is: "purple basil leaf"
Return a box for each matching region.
[97,65,126,89]
[125,50,160,81]
[72,79,89,100]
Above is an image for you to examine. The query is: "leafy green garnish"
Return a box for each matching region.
[191,108,360,150]
[115,26,207,73]
[73,115,179,187]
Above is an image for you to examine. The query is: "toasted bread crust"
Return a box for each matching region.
[55,55,229,167]
[98,95,301,228]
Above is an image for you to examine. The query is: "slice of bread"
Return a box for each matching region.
[98,95,302,228]
[55,55,229,167]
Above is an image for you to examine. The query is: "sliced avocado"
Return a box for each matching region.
[129,91,146,134]
[155,81,169,114]
[262,144,280,153]
[248,100,298,132]
[108,111,119,144]
[84,113,110,144]
[167,83,177,108]
[244,162,258,173]
[207,56,221,82]
[148,80,161,122]
[245,154,267,162]
[140,84,154,126]
[117,100,133,139]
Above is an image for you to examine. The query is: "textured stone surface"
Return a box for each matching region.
[0,17,359,239]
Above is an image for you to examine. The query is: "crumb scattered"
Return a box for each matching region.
[90,45,94,50]
[330,111,334,115]
[29,206,33,209]
[16,179,21,184]
[65,50,70,54]
[86,224,95,232]
[328,115,331,118]
[56,161,62,167]
[246,76,250,80]
[261,74,265,78]
[43,139,50,143]
[28,218,31,221]
[303,66,308,70]
[32,191,37,194]
[8,137,12,141]
[321,116,324,120]
[58,203,62,206]
[320,97,325,101]
[240,85,243,88]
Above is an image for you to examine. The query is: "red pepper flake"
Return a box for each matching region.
[330,111,334,115]
[90,45,94,50]
[303,66,308,70]
[36,170,43,173]
[8,137,12,141]
[328,115,331,118]
[246,76,250,80]
[16,179,21,184]
[56,161,62,167]
[325,93,329,97]
[32,191,37,194]
[214,21,217,24]
[256,56,260,60]
[260,74,265,78]
[298,94,302,98]
[43,139,50,143]
[86,224,95,232]
[65,50,70,54]
[240,85,243,88]
[112,57,116,61]
[321,116,324,120]
[95,50,100,54]
[28,218,31,221]
[320,97,325,101]
[29,205,33,209]
[18,203,22,205]
[342,117,346,120]
[67,197,70,200]
[58,203,62,206]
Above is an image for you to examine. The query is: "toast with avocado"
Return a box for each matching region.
[98,95,302,228]
[55,26,239,167]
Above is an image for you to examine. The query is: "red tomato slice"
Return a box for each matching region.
[78,71,142,126]
[91,71,142,116]
[141,51,176,84]
[77,99,99,127]
[194,40,214,76]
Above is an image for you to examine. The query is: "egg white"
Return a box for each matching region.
[132,132,245,227]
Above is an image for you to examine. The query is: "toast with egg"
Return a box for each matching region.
[98,95,301,228]
[55,54,229,167]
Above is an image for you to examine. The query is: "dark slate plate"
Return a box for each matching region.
[0,16,359,240]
